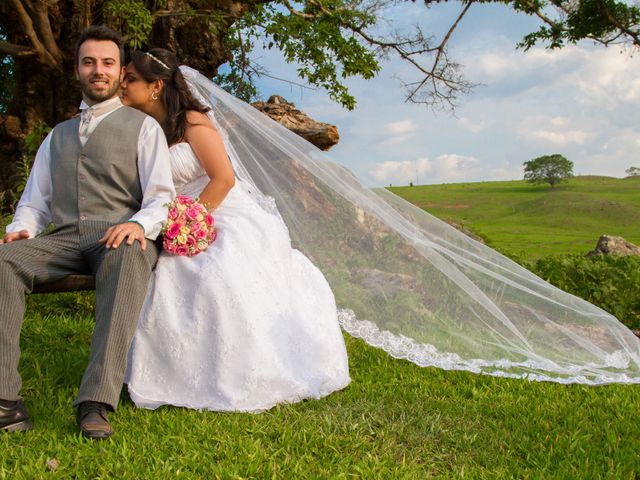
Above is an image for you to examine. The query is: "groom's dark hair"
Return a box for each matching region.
[75,25,125,67]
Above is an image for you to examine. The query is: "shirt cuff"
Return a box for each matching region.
[127,219,146,233]
[5,223,36,239]
[129,212,165,240]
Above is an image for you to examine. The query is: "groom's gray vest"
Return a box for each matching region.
[49,106,148,229]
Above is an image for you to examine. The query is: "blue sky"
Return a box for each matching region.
[249,2,640,186]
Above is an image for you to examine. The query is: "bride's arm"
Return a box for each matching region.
[184,110,236,210]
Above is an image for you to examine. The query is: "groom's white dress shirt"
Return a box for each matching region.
[6,97,175,240]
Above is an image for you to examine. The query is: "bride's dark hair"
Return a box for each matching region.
[130,48,210,145]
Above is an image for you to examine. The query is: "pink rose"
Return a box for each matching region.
[186,236,196,247]
[163,240,177,254]
[209,230,218,242]
[192,203,204,214]
[205,214,214,227]
[185,206,200,221]
[176,195,192,205]
[165,222,182,240]
[176,245,189,256]
[168,207,178,220]
[196,228,208,239]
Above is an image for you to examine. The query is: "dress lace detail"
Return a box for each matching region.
[338,309,639,385]
[126,143,350,411]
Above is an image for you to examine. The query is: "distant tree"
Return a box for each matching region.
[523,154,574,188]
[625,166,640,177]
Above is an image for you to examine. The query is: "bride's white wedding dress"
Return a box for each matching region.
[126,142,350,411]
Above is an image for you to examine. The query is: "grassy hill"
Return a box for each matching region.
[390,176,640,260]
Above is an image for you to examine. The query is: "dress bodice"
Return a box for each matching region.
[169,142,209,197]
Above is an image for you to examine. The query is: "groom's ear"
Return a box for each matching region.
[119,66,126,82]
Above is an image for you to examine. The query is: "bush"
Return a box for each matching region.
[527,254,640,331]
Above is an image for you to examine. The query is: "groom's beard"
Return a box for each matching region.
[79,75,120,104]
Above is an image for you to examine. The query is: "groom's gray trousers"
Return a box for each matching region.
[0,221,158,409]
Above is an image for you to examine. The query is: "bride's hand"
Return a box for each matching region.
[99,222,147,250]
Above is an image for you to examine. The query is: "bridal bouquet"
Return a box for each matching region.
[162,195,217,256]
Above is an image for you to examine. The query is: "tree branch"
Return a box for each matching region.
[356,1,474,109]
[8,0,61,68]
[275,0,478,109]
[9,0,43,53]
[595,0,640,47]
[280,0,316,19]
[0,40,37,58]
[520,0,639,48]
[32,1,64,61]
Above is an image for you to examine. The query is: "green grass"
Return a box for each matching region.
[390,176,640,260]
[1,299,639,479]
[2,179,640,478]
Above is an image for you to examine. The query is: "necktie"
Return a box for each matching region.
[78,99,123,145]
[78,108,94,144]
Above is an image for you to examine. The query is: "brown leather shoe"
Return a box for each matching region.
[0,399,33,432]
[77,401,113,440]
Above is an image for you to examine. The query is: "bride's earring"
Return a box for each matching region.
[151,91,159,101]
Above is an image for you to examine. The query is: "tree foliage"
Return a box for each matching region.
[529,254,640,330]
[523,154,574,188]
[625,166,640,177]
[513,0,640,50]
[2,0,639,115]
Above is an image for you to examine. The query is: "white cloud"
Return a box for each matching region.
[376,119,419,146]
[369,154,483,184]
[370,157,432,184]
[524,129,589,146]
[458,116,490,133]
[435,154,482,181]
[516,115,592,146]
[578,128,640,176]
[560,48,639,107]
[386,119,417,135]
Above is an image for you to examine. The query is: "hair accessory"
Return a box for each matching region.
[145,52,171,70]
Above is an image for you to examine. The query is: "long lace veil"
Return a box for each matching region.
[180,66,640,385]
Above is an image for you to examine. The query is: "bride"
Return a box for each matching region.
[122,49,350,411]
[124,47,640,412]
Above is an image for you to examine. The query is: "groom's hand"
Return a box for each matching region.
[99,222,147,250]
[0,230,30,244]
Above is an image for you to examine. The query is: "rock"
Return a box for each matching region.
[252,95,339,151]
[586,235,640,257]
[46,458,59,471]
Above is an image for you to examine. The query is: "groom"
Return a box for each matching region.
[0,26,174,439]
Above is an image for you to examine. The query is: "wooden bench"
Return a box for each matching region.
[31,275,95,294]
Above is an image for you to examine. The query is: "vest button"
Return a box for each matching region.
[80,215,86,221]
